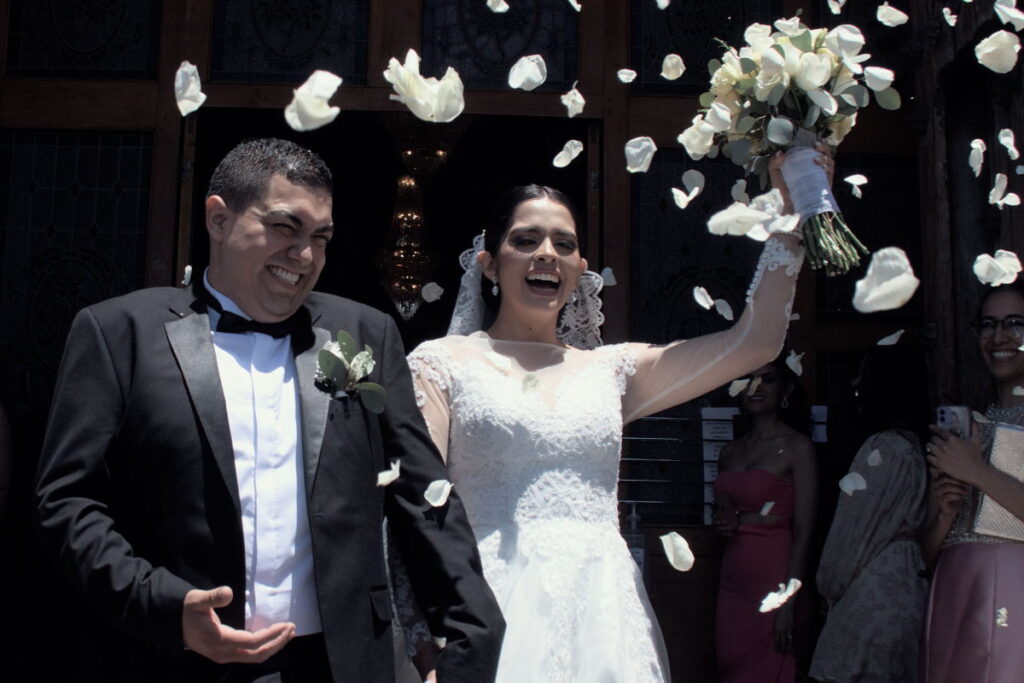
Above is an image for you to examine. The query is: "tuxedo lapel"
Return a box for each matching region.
[165,312,241,515]
[296,326,332,498]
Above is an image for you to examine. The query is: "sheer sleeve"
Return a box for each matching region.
[816,431,927,605]
[622,235,804,423]
[385,520,434,657]
[407,341,454,461]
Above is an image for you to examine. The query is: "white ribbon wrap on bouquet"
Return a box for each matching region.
[779,134,839,219]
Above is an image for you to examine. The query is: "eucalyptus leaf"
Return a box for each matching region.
[318,349,343,383]
[737,77,755,92]
[835,102,859,118]
[803,104,821,128]
[790,30,813,53]
[874,87,902,111]
[740,57,758,74]
[737,116,757,135]
[708,59,722,76]
[355,382,388,414]
[843,84,869,107]
[767,83,786,107]
[699,91,715,108]
[767,117,795,146]
[726,138,753,165]
[336,330,357,359]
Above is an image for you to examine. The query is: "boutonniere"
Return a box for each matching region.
[316,330,388,414]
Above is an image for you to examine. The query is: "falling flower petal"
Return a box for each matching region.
[617,68,638,83]
[877,329,905,345]
[877,2,910,27]
[672,187,700,209]
[975,30,1021,73]
[943,7,958,25]
[174,61,207,116]
[487,0,510,11]
[995,0,1024,31]
[867,449,883,466]
[660,531,695,571]
[845,174,869,199]
[731,179,751,203]
[864,66,895,92]
[384,49,465,123]
[759,579,803,613]
[974,410,992,424]
[828,0,847,14]
[656,0,671,8]
[693,286,715,310]
[678,114,717,160]
[729,379,750,397]
[1014,386,1024,396]
[1000,129,1020,160]
[421,282,444,302]
[560,83,586,117]
[553,139,584,168]
[377,460,401,486]
[682,169,706,194]
[760,501,775,516]
[1019,165,1024,175]
[997,607,1010,627]
[625,136,657,173]
[508,54,548,91]
[786,350,804,376]
[715,299,735,321]
[970,139,987,177]
[181,264,193,287]
[661,54,686,80]
[747,376,763,396]
[790,313,801,321]
[853,247,921,312]
[424,479,454,507]
[567,0,581,10]
[600,266,617,286]
[284,70,343,131]
[974,249,1022,285]
[839,471,868,495]
[707,202,773,237]
[989,173,1022,209]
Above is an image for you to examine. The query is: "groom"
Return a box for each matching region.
[35,138,503,681]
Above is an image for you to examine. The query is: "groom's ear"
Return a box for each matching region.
[205,195,232,243]
[477,250,496,281]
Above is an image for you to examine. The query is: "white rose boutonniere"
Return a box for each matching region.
[316,330,388,414]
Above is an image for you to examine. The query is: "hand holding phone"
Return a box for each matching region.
[937,405,971,439]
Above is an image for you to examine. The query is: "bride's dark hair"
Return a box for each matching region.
[479,184,586,318]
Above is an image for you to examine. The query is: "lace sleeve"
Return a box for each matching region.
[385,521,434,657]
[407,341,454,461]
[622,235,804,423]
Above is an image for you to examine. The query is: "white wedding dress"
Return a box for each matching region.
[405,236,803,682]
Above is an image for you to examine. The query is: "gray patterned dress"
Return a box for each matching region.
[809,430,929,682]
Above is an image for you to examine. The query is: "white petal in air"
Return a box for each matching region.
[969,139,987,177]
[424,480,454,507]
[625,136,657,173]
[995,0,1024,31]
[760,501,775,516]
[715,299,735,321]
[747,376,763,396]
[999,129,1020,160]
[867,449,883,466]
[845,173,869,199]
[377,460,401,487]
[974,250,1022,285]
[828,0,847,14]
[693,286,715,310]
[487,0,510,12]
[660,531,695,571]
[989,173,1022,209]
[421,282,444,302]
[673,170,705,209]
[877,2,910,27]
[707,201,773,237]
[729,379,751,397]
[656,0,671,8]
[617,68,638,83]
[600,267,617,286]
[1014,386,1024,396]
[560,84,586,117]
[673,187,700,209]
[383,49,466,123]
[786,350,804,376]
[174,61,207,116]
[731,179,751,203]
[864,66,895,92]
[508,54,548,91]
[553,139,584,168]
[853,247,921,312]
[877,329,905,345]
[943,7,958,26]
[974,410,992,424]
[284,70,343,131]
[567,0,581,10]
[975,30,1021,74]
[759,579,803,613]
[661,54,686,80]
[839,471,868,495]
[181,264,193,287]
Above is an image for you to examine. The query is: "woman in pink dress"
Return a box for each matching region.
[714,356,817,683]
[923,282,1024,682]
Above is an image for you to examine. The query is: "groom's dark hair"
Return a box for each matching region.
[207,138,333,212]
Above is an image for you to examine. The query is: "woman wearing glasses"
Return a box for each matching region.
[922,282,1024,682]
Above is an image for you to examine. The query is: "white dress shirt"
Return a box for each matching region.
[204,272,321,635]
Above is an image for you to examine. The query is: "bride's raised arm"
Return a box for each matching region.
[622,232,804,424]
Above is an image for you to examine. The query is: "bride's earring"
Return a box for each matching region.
[491,279,499,296]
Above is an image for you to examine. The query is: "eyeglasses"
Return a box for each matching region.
[971,315,1024,339]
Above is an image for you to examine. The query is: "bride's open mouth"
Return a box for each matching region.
[525,272,560,297]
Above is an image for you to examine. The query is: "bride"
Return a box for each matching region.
[404,152,824,681]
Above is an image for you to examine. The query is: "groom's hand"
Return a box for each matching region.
[182,586,295,664]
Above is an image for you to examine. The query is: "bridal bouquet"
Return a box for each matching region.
[679,18,901,275]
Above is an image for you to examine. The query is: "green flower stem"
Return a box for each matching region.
[800,212,868,276]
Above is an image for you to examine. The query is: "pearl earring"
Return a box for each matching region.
[491,280,499,296]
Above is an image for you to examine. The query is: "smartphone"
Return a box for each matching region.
[937,405,972,438]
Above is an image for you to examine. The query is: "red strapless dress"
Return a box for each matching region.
[714,469,796,683]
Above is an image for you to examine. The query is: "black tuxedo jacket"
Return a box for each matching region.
[35,285,503,682]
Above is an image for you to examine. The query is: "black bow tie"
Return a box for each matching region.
[200,286,305,339]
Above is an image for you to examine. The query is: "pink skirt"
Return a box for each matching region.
[924,542,1024,682]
